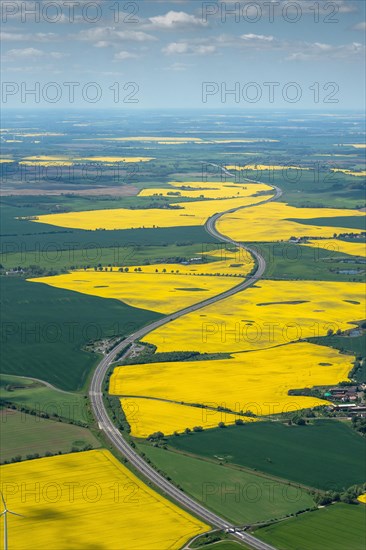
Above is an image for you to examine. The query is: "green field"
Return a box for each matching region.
[1,278,160,391]
[255,503,366,550]
[288,215,366,231]
[0,409,100,462]
[309,333,366,359]
[250,242,366,282]
[194,542,247,550]
[0,374,90,423]
[237,168,366,209]
[0,200,216,261]
[167,421,366,491]
[138,444,315,525]
[1,242,213,271]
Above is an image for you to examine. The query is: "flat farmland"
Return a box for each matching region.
[1,278,160,391]
[218,202,366,243]
[0,374,90,423]
[142,280,365,353]
[138,444,315,525]
[167,420,366,491]
[110,343,353,432]
[0,409,100,462]
[254,503,366,550]
[0,449,209,549]
[28,268,246,315]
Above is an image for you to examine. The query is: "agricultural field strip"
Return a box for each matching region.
[30,182,274,230]
[108,175,364,432]
[118,397,258,438]
[28,245,255,315]
[217,201,366,243]
[111,342,354,434]
[88,183,282,550]
[142,280,365,354]
[0,450,208,549]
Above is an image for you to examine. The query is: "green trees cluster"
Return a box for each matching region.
[313,483,366,506]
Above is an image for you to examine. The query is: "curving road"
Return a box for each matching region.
[89,179,282,550]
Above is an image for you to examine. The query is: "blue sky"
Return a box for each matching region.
[1,0,365,109]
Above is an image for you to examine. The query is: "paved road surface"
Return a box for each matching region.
[89,179,282,550]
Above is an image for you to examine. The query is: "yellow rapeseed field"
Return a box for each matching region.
[75,156,154,163]
[349,144,366,149]
[140,181,271,200]
[226,164,308,171]
[19,155,154,166]
[0,450,208,549]
[331,169,366,177]
[142,280,365,353]
[218,201,366,242]
[303,239,366,258]
[28,269,244,314]
[88,137,204,143]
[119,398,256,437]
[358,494,366,504]
[118,249,254,278]
[22,156,70,161]
[14,133,64,137]
[0,159,14,163]
[212,139,279,143]
[32,190,271,231]
[110,343,352,420]
[20,161,74,167]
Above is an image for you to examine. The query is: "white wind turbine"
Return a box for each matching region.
[0,492,24,550]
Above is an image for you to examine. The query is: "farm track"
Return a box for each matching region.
[89,178,282,550]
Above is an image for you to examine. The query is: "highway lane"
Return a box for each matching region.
[89,180,282,550]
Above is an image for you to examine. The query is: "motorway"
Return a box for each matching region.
[89,178,282,550]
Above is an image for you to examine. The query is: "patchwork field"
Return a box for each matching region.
[2,110,366,550]
[167,421,366,491]
[140,181,271,200]
[19,155,155,166]
[1,278,160,391]
[141,280,365,353]
[218,202,365,242]
[331,169,366,177]
[31,183,273,231]
[254,504,366,550]
[110,343,352,427]
[225,164,307,172]
[138,444,315,525]
[303,239,366,258]
[28,268,246,316]
[120,398,257,438]
[250,241,365,282]
[0,450,209,549]
[0,374,90,423]
[0,409,100,462]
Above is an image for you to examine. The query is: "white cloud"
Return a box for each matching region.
[4,47,44,58]
[75,27,157,47]
[166,62,190,71]
[195,45,216,55]
[216,32,364,61]
[163,42,189,55]
[94,41,110,48]
[353,22,366,31]
[147,10,207,30]
[0,31,58,42]
[3,47,66,60]
[287,41,365,61]
[241,34,274,42]
[114,50,139,60]
[163,41,215,55]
